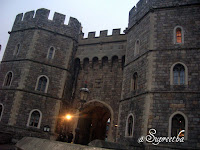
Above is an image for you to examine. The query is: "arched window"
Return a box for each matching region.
[173,64,185,85]
[134,40,140,55]
[176,28,182,43]
[4,72,13,87]
[92,57,99,68]
[102,56,108,67]
[0,104,4,121]
[112,56,118,67]
[27,109,42,128]
[169,112,188,140]
[174,26,184,44]
[15,44,20,55]
[125,114,134,137]
[83,58,89,70]
[132,72,138,91]
[35,75,49,93]
[171,114,185,137]
[170,62,188,85]
[47,47,55,59]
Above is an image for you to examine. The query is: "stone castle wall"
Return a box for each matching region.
[72,30,126,142]
[118,0,200,149]
[0,0,200,149]
[0,8,81,140]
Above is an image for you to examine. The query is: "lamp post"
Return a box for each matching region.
[74,86,89,144]
[79,87,90,110]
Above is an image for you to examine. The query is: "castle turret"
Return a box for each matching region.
[0,8,81,141]
[118,0,200,149]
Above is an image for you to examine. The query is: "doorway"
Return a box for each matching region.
[75,102,111,145]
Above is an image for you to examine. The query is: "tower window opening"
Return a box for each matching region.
[47,47,55,59]
[176,28,182,43]
[36,76,49,93]
[4,72,13,87]
[173,64,185,85]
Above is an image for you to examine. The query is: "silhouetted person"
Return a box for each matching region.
[67,131,73,143]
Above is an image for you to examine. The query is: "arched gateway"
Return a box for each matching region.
[74,100,114,145]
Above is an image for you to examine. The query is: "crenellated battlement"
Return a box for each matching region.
[79,28,123,39]
[78,28,126,45]
[128,0,200,28]
[12,8,81,40]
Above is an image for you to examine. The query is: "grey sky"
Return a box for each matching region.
[0,0,138,61]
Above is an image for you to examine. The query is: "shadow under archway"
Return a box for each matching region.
[74,101,111,145]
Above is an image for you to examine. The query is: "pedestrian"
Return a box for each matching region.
[67,131,73,143]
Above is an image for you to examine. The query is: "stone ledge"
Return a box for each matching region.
[16,137,109,150]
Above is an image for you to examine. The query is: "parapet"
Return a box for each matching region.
[78,29,126,45]
[128,0,200,28]
[12,8,82,40]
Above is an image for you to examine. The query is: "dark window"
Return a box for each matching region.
[112,56,118,67]
[176,28,182,43]
[135,40,140,55]
[132,72,138,90]
[128,116,133,136]
[171,114,185,137]
[16,44,20,55]
[0,104,3,121]
[102,56,108,67]
[29,111,40,127]
[48,47,54,59]
[173,64,185,85]
[37,76,48,92]
[122,55,125,70]
[83,58,89,70]
[4,72,13,86]
[92,57,99,68]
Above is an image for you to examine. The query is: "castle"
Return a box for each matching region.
[0,0,200,149]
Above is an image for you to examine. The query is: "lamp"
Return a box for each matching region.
[74,86,89,144]
[79,87,89,110]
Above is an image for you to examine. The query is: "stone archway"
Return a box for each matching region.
[74,100,113,145]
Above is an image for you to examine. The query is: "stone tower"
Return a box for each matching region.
[0,8,81,140]
[117,0,200,149]
[0,0,200,149]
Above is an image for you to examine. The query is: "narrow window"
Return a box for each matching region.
[4,72,13,87]
[122,55,125,70]
[92,57,99,68]
[135,40,140,55]
[83,58,89,70]
[171,114,185,137]
[47,47,55,59]
[36,76,48,93]
[28,110,42,128]
[174,26,184,44]
[0,104,3,121]
[132,72,138,91]
[128,116,133,136]
[125,114,134,137]
[112,56,118,68]
[15,44,20,55]
[102,56,108,67]
[176,28,182,43]
[173,64,185,85]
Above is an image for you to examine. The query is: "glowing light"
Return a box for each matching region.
[65,114,72,120]
[115,124,118,127]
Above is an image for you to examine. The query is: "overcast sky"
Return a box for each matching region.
[0,0,138,61]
